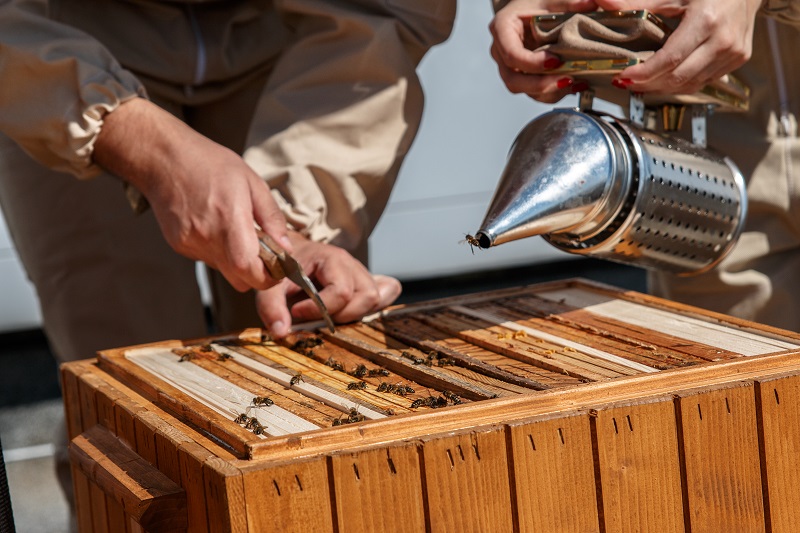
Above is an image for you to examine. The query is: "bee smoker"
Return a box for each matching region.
[474,91,748,275]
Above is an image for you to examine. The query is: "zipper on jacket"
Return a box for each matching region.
[185,4,208,97]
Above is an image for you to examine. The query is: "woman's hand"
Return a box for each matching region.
[596,0,761,94]
[489,0,599,102]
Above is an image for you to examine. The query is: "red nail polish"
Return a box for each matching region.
[570,81,590,93]
[544,57,563,70]
[556,78,573,89]
[612,78,633,88]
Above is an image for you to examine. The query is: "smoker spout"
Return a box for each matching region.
[476,108,631,248]
[476,231,493,249]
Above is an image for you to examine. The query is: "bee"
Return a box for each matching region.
[392,384,409,397]
[291,337,323,356]
[461,234,482,254]
[252,422,266,435]
[245,417,259,430]
[437,357,456,367]
[442,390,462,405]
[234,413,249,424]
[347,407,366,424]
[401,351,425,365]
[252,396,274,407]
[367,368,390,377]
[376,382,390,393]
[410,399,425,409]
[325,358,345,372]
[175,349,195,362]
[425,395,448,408]
[290,373,304,386]
[347,381,367,390]
[217,352,232,362]
[350,364,368,378]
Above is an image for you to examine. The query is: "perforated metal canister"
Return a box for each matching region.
[476,108,747,276]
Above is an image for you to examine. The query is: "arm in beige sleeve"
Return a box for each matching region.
[761,0,800,25]
[0,0,145,178]
[242,0,456,253]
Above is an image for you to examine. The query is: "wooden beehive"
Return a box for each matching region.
[62,278,800,532]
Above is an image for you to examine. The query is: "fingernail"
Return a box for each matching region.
[570,81,590,93]
[544,57,563,70]
[279,235,293,251]
[612,78,633,89]
[270,321,286,337]
[556,77,573,89]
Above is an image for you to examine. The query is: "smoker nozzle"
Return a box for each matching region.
[476,108,631,249]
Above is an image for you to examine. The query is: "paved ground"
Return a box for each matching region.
[0,257,645,533]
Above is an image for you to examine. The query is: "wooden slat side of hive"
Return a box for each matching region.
[89,278,800,461]
[64,338,800,530]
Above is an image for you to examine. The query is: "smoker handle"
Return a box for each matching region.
[69,425,187,533]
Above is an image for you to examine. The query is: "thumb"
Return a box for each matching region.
[256,280,294,338]
[373,275,402,311]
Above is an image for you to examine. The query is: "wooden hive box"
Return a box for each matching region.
[61,279,800,533]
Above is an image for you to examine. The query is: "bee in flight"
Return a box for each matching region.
[461,234,482,255]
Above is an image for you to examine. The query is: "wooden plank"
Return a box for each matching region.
[98,347,261,455]
[69,425,187,533]
[420,427,513,533]
[217,343,390,419]
[106,498,129,533]
[179,442,212,533]
[72,465,95,533]
[415,308,617,381]
[246,350,800,462]
[330,443,425,533]
[61,361,88,439]
[90,482,111,533]
[507,412,600,532]
[451,304,656,375]
[677,382,765,532]
[505,294,733,363]
[76,370,112,533]
[536,286,800,356]
[370,315,553,391]
[134,347,319,436]
[337,321,536,395]
[241,457,334,532]
[82,362,245,533]
[324,323,522,399]
[188,348,347,427]
[204,457,246,533]
[755,372,800,532]
[594,397,685,532]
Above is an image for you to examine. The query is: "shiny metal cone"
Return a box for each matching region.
[476,109,632,248]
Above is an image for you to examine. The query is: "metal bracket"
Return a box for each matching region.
[578,88,595,112]
[691,105,713,148]
[629,93,645,128]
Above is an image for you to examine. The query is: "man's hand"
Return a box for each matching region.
[596,0,761,95]
[490,0,599,103]
[256,232,402,338]
[94,97,291,292]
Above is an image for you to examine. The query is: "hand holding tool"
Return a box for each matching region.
[256,229,336,333]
